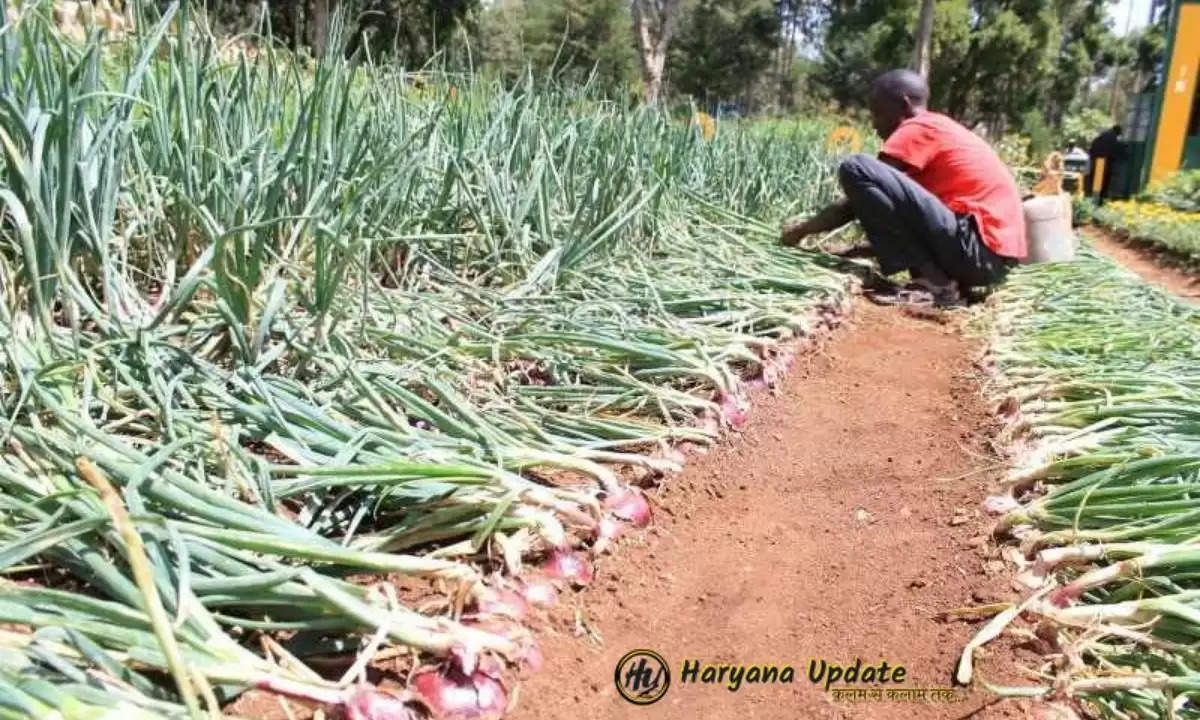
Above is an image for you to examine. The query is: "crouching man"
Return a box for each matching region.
[781,69,1026,308]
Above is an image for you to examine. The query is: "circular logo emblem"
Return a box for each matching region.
[614,649,670,705]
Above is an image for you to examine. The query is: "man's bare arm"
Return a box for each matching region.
[780,199,854,245]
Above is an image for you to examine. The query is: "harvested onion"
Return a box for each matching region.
[717,392,748,428]
[542,548,594,585]
[519,576,559,608]
[344,685,419,720]
[604,487,651,528]
[412,669,507,719]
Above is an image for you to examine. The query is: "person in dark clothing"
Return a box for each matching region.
[1086,125,1123,205]
[780,69,1026,308]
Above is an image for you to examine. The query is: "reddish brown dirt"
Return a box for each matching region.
[510,302,1039,720]
[1084,226,1200,302]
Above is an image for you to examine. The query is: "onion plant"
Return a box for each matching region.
[0,1,854,715]
[961,245,1200,718]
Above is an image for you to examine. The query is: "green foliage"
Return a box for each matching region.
[994,133,1033,168]
[476,0,528,83]
[154,0,1169,119]
[669,0,781,105]
[1044,0,1114,124]
[163,0,481,67]
[349,0,480,66]
[0,5,857,713]
[818,0,914,108]
[820,0,1120,131]
[1072,195,1097,225]
[1059,108,1112,148]
[946,4,1056,126]
[1132,1,1170,74]
[1020,108,1054,161]
[477,0,791,108]
[479,0,638,96]
[1145,171,1200,213]
[1069,17,1164,126]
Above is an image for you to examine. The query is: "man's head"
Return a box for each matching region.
[869,69,930,139]
[1112,125,1123,137]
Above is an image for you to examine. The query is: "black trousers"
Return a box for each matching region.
[838,154,1015,288]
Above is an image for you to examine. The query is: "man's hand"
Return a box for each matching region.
[780,219,811,247]
[780,199,855,248]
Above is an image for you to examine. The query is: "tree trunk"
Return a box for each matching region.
[783,17,798,106]
[640,46,667,105]
[631,0,682,105]
[311,0,331,58]
[911,0,935,78]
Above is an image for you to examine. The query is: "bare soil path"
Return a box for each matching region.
[1085,226,1200,302]
[511,302,1034,720]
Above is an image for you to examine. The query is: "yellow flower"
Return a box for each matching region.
[692,112,716,141]
[826,126,862,154]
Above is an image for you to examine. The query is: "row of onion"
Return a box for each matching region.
[961,244,1200,719]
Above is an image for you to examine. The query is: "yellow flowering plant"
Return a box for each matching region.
[1095,200,1200,261]
[692,111,717,141]
[825,126,862,154]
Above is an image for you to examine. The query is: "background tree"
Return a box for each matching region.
[670,0,780,109]
[820,0,1122,136]
[1130,6,1168,77]
[772,0,825,110]
[163,0,1170,131]
[1043,0,1165,142]
[310,0,335,57]
[347,0,479,67]
[477,0,529,85]
[631,0,684,104]
[911,0,935,78]
[521,0,638,95]
[1045,0,1116,125]
[819,0,945,110]
[174,1,480,68]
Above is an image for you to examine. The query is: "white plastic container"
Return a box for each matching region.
[1021,193,1076,264]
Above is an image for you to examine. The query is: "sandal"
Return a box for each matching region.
[861,273,901,293]
[866,284,967,309]
[909,278,968,309]
[866,287,933,306]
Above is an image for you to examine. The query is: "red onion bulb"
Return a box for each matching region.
[412,669,507,719]
[542,548,593,585]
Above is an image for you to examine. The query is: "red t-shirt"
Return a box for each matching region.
[880,111,1027,259]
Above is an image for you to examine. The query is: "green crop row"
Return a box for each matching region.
[0,3,853,716]
[963,245,1200,719]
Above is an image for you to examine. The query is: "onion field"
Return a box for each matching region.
[8,2,1200,720]
[0,4,856,718]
